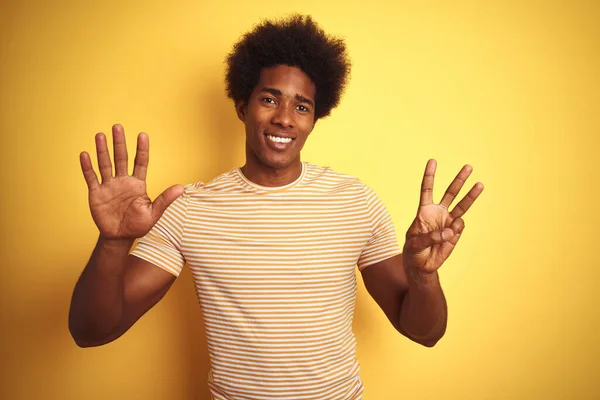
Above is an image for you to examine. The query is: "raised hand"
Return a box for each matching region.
[402,159,484,277]
[80,124,184,240]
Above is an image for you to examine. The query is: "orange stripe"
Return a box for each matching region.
[130,162,400,399]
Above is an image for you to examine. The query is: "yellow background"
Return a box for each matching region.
[1,0,598,399]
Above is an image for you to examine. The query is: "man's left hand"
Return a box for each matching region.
[402,159,484,279]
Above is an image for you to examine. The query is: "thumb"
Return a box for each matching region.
[407,227,455,252]
[151,184,185,221]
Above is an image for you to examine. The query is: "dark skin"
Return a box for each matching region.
[69,64,484,349]
[362,160,484,346]
[235,65,317,187]
[70,126,179,347]
[237,65,485,346]
[69,66,319,346]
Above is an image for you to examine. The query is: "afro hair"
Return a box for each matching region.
[225,14,351,120]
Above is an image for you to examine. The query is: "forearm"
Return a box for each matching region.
[68,236,134,347]
[399,267,448,347]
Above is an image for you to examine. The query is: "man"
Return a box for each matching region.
[69,14,484,400]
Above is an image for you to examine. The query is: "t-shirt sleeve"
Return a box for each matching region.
[357,184,402,270]
[129,186,190,277]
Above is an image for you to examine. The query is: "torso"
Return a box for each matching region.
[182,162,371,400]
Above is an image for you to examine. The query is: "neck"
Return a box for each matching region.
[241,156,303,188]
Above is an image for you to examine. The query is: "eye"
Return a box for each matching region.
[261,97,276,105]
[296,105,310,113]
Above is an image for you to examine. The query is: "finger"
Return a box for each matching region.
[133,133,149,180]
[449,217,465,235]
[95,132,113,183]
[112,124,129,176]
[432,220,465,260]
[450,182,485,218]
[80,151,99,190]
[408,226,455,251]
[439,231,462,258]
[419,159,437,207]
[440,165,472,209]
[151,184,185,222]
[447,232,462,246]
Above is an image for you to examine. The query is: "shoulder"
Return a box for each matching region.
[180,168,241,197]
[302,162,367,193]
[302,164,392,212]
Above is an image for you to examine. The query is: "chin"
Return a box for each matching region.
[262,158,293,170]
[259,152,297,170]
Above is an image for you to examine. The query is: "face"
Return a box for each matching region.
[236,65,316,171]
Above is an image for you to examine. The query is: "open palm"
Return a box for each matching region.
[403,159,484,275]
[80,124,183,240]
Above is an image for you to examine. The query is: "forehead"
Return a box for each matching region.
[255,65,316,100]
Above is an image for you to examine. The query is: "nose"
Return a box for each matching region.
[271,102,294,128]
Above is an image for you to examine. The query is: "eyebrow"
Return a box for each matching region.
[260,87,315,108]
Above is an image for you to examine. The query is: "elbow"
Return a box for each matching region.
[419,338,440,348]
[68,316,119,348]
[415,331,445,348]
[72,336,96,348]
[69,325,96,348]
[402,333,439,348]
[68,323,100,348]
[69,329,117,348]
[68,314,92,347]
[397,325,444,348]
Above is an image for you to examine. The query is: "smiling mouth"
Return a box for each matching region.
[265,134,294,144]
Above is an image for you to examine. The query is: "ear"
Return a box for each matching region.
[235,100,247,122]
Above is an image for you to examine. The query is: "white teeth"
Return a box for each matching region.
[267,135,292,144]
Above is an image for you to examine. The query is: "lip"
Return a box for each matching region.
[265,132,296,140]
[264,132,295,152]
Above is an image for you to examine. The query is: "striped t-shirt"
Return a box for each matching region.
[130,162,401,400]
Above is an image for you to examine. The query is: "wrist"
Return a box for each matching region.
[405,264,439,287]
[98,236,135,253]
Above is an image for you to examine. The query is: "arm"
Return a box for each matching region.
[361,254,447,347]
[69,237,176,347]
[69,124,184,347]
[362,159,483,347]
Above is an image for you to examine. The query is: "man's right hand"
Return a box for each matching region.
[80,124,184,240]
